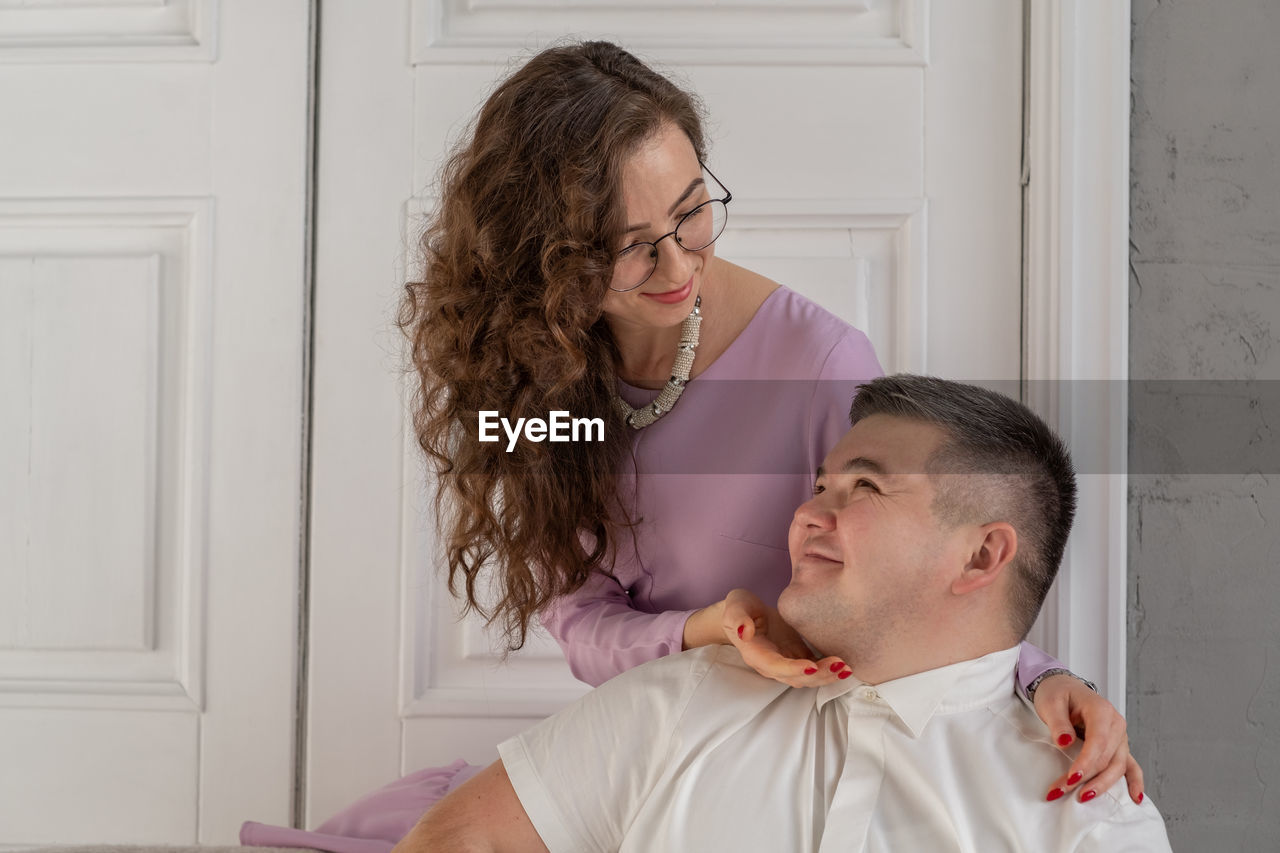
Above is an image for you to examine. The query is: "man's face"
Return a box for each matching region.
[778,414,968,668]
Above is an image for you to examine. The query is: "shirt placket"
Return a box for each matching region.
[817,686,889,853]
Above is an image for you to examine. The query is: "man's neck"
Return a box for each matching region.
[836,630,1019,686]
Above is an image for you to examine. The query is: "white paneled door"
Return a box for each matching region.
[0,3,310,846]
[308,0,1024,826]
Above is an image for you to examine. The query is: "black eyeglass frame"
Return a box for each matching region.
[607,162,733,293]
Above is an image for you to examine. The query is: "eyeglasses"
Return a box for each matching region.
[608,163,732,293]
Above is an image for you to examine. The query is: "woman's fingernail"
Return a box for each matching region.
[803,667,818,675]
[1046,788,1065,802]
[737,625,744,638]
[837,670,852,680]
[830,662,845,672]
[1067,771,1083,785]
[1081,790,1097,802]
[1057,733,1074,747]
[1137,792,1144,804]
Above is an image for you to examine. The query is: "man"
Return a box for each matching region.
[394,375,1171,852]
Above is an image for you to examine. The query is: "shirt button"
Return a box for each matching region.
[860,686,879,702]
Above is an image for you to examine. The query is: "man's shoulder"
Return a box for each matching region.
[620,645,789,694]
[976,696,1172,849]
[992,689,1057,741]
[593,645,767,699]
[981,690,1079,773]
[1075,796,1173,852]
[614,646,793,711]
[676,646,796,720]
[568,646,794,755]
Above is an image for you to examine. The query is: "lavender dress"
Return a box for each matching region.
[241,287,1064,852]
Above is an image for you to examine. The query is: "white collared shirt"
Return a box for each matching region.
[498,645,1171,852]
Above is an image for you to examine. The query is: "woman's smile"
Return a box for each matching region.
[642,275,695,305]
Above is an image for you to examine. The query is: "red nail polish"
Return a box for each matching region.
[1057,733,1074,747]
[1046,788,1065,802]
[830,662,844,672]
[1067,771,1083,785]
[1081,790,1097,802]
[803,667,818,675]
[838,670,852,680]
[1137,792,1144,804]
[737,624,744,638]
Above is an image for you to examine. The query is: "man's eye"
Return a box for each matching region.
[811,483,825,496]
[855,478,880,492]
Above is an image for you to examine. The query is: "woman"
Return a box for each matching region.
[242,39,1140,853]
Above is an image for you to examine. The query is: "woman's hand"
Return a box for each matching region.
[1033,674,1145,804]
[719,589,848,688]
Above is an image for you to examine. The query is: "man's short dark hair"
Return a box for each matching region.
[849,375,1077,639]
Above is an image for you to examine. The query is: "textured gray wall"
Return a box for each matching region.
[1129,0,1280,849]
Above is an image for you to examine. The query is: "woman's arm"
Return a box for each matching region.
[540,572,705,686]
[1016,640,1079,695]
[1017,642,1145,805]
[680,598,728,650]
[545,581,848,689]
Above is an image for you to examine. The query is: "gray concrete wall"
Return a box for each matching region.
[1129,0,1280,849]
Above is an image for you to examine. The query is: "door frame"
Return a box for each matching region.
[1023,0,1131,712]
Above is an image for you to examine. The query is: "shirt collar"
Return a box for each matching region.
[815,646,1021,738]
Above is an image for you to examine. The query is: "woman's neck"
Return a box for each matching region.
[610,320,684,388]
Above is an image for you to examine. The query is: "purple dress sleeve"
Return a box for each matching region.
[1016,640,1068,696]
[540,572,696,687]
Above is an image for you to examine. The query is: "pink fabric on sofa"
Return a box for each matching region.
[240,760,482,853]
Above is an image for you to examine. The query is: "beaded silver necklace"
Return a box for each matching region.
[613,295,702,429]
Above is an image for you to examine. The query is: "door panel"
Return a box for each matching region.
[0,4,310,844]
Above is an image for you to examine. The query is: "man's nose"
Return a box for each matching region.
[793,495,835,530]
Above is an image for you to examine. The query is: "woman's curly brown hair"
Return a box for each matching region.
[400,41,707,651]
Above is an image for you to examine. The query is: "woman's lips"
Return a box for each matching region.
[641,276,694,304]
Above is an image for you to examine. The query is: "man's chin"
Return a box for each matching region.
[779,585,848,657]
[776,585,808,629]
[780,571,824,602]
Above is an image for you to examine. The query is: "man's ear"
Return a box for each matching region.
[952,522,1017,596]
